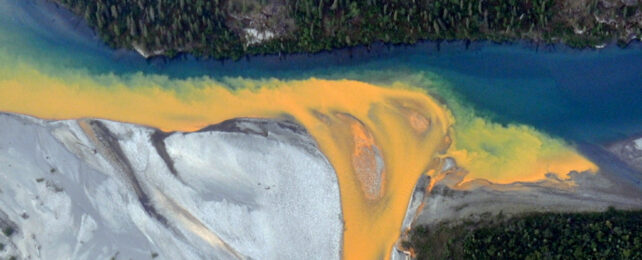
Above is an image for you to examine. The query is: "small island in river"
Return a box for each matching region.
[0,1,641,259]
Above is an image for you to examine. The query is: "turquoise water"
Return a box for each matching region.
[2,0,641,145]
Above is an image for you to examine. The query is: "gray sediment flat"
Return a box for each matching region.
[0,113,343,260]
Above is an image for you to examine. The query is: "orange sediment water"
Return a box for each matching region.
[0,65,597,259]
[0,71,451,259]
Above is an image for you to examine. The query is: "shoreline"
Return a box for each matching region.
[13,0,642,65]
[49,0,642,61]
[391,144,642,258]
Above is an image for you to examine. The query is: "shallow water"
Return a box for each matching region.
[1,0,641,259]
[4,0,640,144]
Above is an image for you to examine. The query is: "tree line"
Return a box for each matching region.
[405,208,642,259]
[464,208,642,259]
[54,0,639,59]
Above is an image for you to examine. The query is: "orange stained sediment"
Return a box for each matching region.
[0,70,451,259]
[0,65,598,259]
[340,113,386,200]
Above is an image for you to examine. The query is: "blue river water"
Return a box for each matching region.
[1,0,641,145]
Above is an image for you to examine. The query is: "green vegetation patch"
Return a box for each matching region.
[53,0,641,59]
[55,0,239,58]
[405,208,642,259]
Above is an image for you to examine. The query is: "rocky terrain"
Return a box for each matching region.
[0,113,343,260]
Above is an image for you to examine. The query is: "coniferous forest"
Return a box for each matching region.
[54,0,641,59]
[405,208,642,259]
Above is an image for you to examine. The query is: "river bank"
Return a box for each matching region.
[51,0,642,59]
[2,1,642,259]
